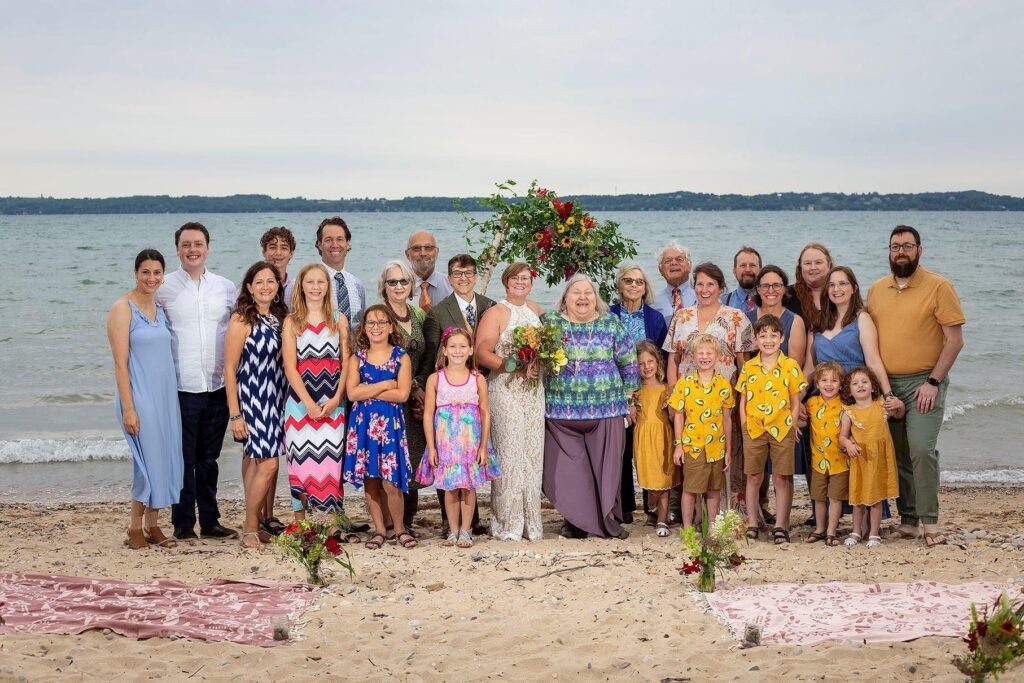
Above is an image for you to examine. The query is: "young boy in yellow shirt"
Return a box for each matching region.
[735,314,808,544]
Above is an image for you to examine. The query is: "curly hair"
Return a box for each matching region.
[233,261,287,326]
[354,304,405,350]
[840,365,883,405]
[812,361,844,386]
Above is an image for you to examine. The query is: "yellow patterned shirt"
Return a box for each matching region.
[667,372,735,463]
[735,352,808,441]
[806,395,848,475]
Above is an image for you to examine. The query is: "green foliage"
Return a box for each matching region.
[954,589,1024,681]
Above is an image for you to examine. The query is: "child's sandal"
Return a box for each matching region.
[866,535,882,548]
[456,530,473,548]
[745,527,759,541]
[655,523,670,538]
[843,532,862,546]
[442,532,457,547]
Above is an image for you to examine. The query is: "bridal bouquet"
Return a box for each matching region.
[503,323,568,387]
[679,509,747,593]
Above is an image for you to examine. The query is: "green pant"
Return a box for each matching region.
[887,370,947,526]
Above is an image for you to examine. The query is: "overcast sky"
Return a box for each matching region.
[1,2,1020,198]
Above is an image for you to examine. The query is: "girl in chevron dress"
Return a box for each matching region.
[225,261,289,549]
[282,264,352,532]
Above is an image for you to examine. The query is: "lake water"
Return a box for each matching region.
[0,210,1020,502]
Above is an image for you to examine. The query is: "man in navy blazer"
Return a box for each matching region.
[416,254,496,536]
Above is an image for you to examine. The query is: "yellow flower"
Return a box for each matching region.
[557,223,568,233]
[566,216,575,226]
[580,226,588,235]
[553,349,567,368]
[534,231,544,240]
[561,236,572,248]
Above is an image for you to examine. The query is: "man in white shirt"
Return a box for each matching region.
[157,222,239,540]
[652,241,697,325]
[317,216,367,326]
[406,230,452,312]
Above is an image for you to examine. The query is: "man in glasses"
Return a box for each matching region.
[868,225,964,548]
[419,253,495,536]
[652,241,697,326]
[406,231,453,313]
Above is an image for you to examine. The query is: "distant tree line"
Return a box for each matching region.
[1,190,1022,214]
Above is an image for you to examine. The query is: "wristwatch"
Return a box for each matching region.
[926,377,940,387]
[883,391,895,399]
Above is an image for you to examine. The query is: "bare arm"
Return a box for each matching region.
[422,373,438,466]
[321,317,351,415]
[803,332,817,380]
[913,323,964,414]
[787,315,806,374]
[106,299,138,435]
[223,314,250,438]
[476,373,492,465]
[838,412,860,458]
[857,311,892,395]
[672,408,685,465]
[345,352,399,401]
[667,350,680,387]
[722,406,733,471]
[376,354,412,403]
[474,305,510,373]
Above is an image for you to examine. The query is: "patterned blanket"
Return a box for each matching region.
[703,580,1017,646]
[0,573,318,647]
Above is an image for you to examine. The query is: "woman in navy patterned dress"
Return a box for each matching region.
[225,261,288,548]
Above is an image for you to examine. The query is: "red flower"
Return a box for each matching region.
[728,553,746,567]
[552,199,574,221]
[563,266,577,279]
[967,629,978,652]
[680,559,701,575]
[997,620,1017,638]
[583,216,595,229]
[537,188,548,197]
[598,246,611,257]
[517,347,537,364]
[530,268,538,278]
[303,529,317,543]
[324,536,342,556]
[284,523,300,535]
[977,620,988,637]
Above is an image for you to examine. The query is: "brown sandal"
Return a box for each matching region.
[805,532,826,544]
[144,526,177,548]
[825,535,840,547]
[924,532,948,548]
[746,527,759,540]
[125,528,149,550]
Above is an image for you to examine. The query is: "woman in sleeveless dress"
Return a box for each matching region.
[475,263,546,541]
[107,249,183,550]
[224,261,288,548]
[282,264,352,529]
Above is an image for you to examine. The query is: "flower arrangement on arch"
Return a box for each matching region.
[953,588,1024,681]
[679,509,747,593]
[503,322,568,387]
[459,180,638,301]
[275,515,355,586]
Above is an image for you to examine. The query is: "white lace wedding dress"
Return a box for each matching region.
[487,300,546,541]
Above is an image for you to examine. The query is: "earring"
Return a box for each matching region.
[274,293,280,303]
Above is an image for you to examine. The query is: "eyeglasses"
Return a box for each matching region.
[827,281,852,290]
[661,256,689,265]
[363,320,390,329]
[756,283,784,291]
[508,275,532,283]
[408,245,437,253]
[889,243,919,253]
[384,279,411,288]
[621,277,646,286]
[449,270,477,280]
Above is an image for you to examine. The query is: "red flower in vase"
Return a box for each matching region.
[967,629,978,652]
[728,553,746,567]
[680,559,701,575]
[324,536,342,556]
[552,199,574,221]
[284,522,300,535]
[977,620,988,637]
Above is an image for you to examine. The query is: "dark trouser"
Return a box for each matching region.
[621,424,638,515]
[173,388,228,531]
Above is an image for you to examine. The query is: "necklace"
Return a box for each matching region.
[567,316,597,374]
[388,302,411,323]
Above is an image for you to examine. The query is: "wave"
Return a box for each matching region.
[940,469,1024,484]
[37,392,114,405]
[943,395,1024,423]
[0,438,130,464]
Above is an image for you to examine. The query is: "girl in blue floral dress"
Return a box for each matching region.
[343,305,416,549]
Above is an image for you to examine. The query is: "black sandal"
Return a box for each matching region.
[746,526,759,540]
[364,532,385,550]
[825,535,840,547]
[772,527,790,545]
[261,516,287,536]
[396,531,418,549]
[332,530,362,545]
[805,531,826,544]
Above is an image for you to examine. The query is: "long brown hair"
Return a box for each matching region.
[792,242,833,330]
[354,304,405,350]
[233,261,287,325]
[287,263,336,335]
[435,327,478,370]
[815,266,864,333]
[635,340,665,383]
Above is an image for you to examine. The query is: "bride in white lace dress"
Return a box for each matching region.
[475,263,546,541]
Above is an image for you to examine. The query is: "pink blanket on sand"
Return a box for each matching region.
[0,573,318,647]
[704,580,1018,646]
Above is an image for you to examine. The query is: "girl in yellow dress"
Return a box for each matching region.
[631,341,678,537]
[839,366,899,548]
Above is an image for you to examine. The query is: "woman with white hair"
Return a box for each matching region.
[541,274,640,539]
[609,263,668,524]
[378,259,432,530]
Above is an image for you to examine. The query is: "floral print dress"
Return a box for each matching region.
[662,305,756,384]
[343,346,412,493]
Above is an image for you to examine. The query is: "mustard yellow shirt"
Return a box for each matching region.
[735,352,808,441]
[668,372,735,463]
[806,395,848,475]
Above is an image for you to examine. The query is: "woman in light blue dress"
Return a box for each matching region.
[107,249,183,549]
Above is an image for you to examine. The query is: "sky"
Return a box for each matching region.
[1,1,1021,199]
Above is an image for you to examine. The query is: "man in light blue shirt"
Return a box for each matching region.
[406,230,453,311]
[652,241,696,325]
[722,246,762,313]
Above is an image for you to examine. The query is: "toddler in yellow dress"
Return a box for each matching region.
[632,341,678,537]
[839,366,899,548]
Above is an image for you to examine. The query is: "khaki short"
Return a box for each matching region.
[809,469,850,502]
[743,428,796,476]
[682,452,725,494]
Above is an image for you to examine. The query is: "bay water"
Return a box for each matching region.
[0,211,1020,503]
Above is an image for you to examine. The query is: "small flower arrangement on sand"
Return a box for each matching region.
[275,516,355,586]
[679,509,747,593]
[503,322,568,387]
[954,588,1024,681]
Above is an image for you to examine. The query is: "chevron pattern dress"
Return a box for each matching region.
[237,314,286,460]
[284,320,346,512]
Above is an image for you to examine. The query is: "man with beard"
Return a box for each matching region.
[723,246,761,312]
[868,225,964,548]
[652,242,697,326]
[406,231,452,313]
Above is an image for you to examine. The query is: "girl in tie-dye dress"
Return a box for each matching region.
[416,328,500,548]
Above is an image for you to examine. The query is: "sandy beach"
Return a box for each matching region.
[1,485,1022,681]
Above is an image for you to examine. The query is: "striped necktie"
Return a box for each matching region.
[334,272,351,322]
[419,281,432,312]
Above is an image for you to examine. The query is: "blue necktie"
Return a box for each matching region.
[334,272,351,322]
[465,302,476,329]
